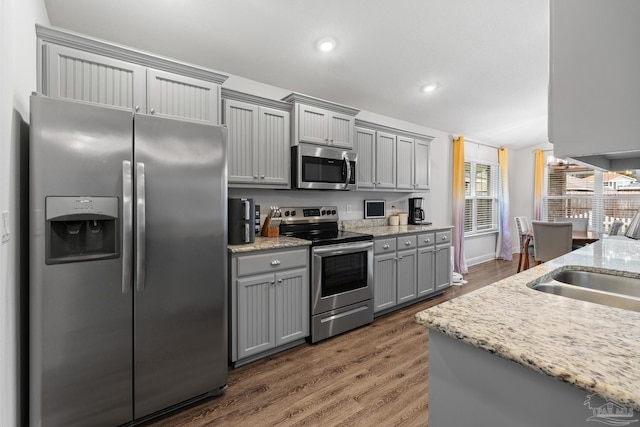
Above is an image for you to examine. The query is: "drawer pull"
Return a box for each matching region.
[270,259,281,266]
[405,241,411,246]
[425,238,431,243]
[383,244,390,249]
[441,236,447,241]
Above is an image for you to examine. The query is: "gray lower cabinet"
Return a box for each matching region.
[435,231,453,291]
[230,247,309,365]
[374,230,451,315]
[417,232,436,296]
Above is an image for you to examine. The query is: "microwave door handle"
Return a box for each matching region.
[343,156,351,190]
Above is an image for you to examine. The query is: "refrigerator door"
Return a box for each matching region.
[29,96,134,426]
[133,114,228,419]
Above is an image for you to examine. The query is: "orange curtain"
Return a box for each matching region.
[534,149,545,220]
[496,148,512,260]
[452,136,467,274]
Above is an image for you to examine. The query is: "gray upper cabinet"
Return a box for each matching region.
[37,25,227,124]
[223,91,290,188]
[396,136,415,190]
[282,92,359,149]
[43,43,146,112]
[375,132,396,189]
[414,139,431,190]
[355,120,433,192]
[355,127,376,188]
[146,69,220,124]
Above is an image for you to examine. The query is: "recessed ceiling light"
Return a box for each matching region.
[421,83,439,93]
[317,37,336,52]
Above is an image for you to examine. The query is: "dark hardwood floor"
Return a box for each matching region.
[144,258,519,427]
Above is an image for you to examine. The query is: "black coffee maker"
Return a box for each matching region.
[409,197,425,225]
[228,198,256,244]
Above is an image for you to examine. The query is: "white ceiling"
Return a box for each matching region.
[43,0,550,149]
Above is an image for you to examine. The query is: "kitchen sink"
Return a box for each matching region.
[530,268,640,312]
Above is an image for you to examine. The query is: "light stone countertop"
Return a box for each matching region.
[346,224,453,237]
[228,236,311,253]
[415,237,640,410]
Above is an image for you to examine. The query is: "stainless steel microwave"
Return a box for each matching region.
[292,143,357,190]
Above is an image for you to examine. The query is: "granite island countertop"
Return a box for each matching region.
[415,237,640,410]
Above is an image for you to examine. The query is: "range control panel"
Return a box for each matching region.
[279,206,339,223]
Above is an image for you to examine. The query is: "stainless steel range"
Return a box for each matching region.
[279,206,374,343]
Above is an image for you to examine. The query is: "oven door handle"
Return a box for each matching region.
[313,241,373,256]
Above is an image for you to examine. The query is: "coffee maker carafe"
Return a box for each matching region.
[409,197,425,225]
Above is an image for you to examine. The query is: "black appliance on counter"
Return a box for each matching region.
[279,206,374,343]
[409,197,426,225]
[228,198,256,245]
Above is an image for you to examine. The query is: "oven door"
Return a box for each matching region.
[312,241,373,315]
[294,144,357,190]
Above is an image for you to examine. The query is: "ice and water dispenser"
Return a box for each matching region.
[45,196,119,264]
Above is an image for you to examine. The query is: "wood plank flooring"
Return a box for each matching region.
[143,258,519,427]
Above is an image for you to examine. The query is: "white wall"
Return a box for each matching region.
[1,1,50,425]
[509,142,554,253]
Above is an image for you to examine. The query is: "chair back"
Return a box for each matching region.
[610,221,624,236]
[514,216,530,247]
[553,217,588,232]
[532,221,573,263]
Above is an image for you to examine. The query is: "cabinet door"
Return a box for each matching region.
[237,274,276,359]
[147,68,220,124]
[328,112,354,149]
[274,268,309,345]
[224,99,259,184]
[297,104,329,145]
[374,253,397,312]
[414,139,431,190]
[417,247,435,296]
[396,136,415,191]
[259,107,290,187]
[396,249,417,303]
[355,127,376,188]
[375,132,396,189]
[435,246,452,291]
[44,43,146,111]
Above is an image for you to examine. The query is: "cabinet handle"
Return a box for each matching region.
[405,241,411,246]
[441,236,447,241]
[271,259,280,266]
[134,105,140,112]
[150,108,155,114]
[383,244,390,249]
[270,280,275,285]
[398,256,403,260]
[425,238,431,243]
[277,279,283,283]
[261,175,265,179]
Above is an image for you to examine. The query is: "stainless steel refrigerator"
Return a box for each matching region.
[29,94,228,426]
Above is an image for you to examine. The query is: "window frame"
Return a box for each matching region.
[464,160,500,236]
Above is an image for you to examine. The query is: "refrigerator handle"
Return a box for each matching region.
[122,161,133,293]
[136,162,146,292]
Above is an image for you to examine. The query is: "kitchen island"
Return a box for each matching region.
[416,238,640,426]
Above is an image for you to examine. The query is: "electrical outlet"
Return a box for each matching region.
[346,204,352,214]
[1,211,9,243]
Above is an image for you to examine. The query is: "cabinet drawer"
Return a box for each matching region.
[436,230,452,246]
[418,232,435,247]
[236,249,307,276]
[374,238,397,254]
[396,235,417,250]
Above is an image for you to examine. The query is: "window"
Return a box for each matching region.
[543,162,640,232]
[464,161,499,234]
